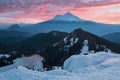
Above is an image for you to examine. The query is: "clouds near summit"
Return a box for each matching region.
[0,0,120,24]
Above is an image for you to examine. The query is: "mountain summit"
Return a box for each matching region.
[51,12,84,21]
[7,24,23,31]
[55,28,120,54]
[23,12,120,36]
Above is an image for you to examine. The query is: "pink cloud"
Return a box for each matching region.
[0,0,120,24]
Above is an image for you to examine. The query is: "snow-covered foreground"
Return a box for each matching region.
[0,52,120,80]
[64,52,120,72]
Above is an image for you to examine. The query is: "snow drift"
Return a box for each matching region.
[0,52,120,80]
[64,52,120,72]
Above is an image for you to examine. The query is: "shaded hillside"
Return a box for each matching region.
[0,30,32,38]
[102,32,120,44]
[16,31,68,52]
[0,30,33,44]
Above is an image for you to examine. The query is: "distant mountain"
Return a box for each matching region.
[23,12,120,36]
[6,24,23,31]
[19,23,32,27]
[0,24,32,29]
[102,32,120,44]
[51,12,84,21]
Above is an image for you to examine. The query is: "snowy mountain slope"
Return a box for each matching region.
[1,52,120,80]
[23,12,120,36]
[55,28,120,54]
[51,12,84,21]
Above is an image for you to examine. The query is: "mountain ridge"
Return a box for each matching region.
[6,24,23,31]
[22,12,120,36]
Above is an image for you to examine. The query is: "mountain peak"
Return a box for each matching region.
[7,24,23,31]
[51,12,84,22]
[55,28,120,54]
[64,11,73,16]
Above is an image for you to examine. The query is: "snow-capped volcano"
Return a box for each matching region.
[51,12,84,22]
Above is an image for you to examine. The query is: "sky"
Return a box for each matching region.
[0,0,120,24]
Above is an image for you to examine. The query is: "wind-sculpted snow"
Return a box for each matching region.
[64,52,120,72]
[0,55,43,72]
[0,52,120,80]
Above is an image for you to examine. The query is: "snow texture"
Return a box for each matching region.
[64,51,120,72]
[0,52,120,80]
[70,38,79,46]
[0,54,10,58]
[63,37,79,53]
[80,40,89,55]
[64,36,68,44]
[52,12,84,22]
[0,55,43,72]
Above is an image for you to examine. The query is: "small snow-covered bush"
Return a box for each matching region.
[13,54,43,71]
